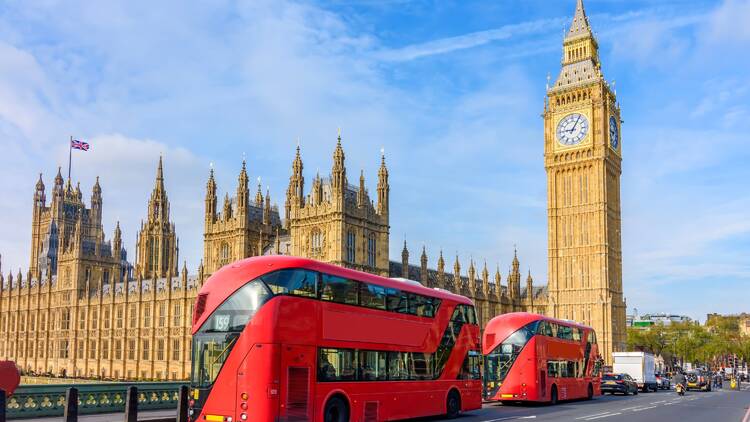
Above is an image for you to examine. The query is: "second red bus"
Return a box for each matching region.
[483,312,602,404]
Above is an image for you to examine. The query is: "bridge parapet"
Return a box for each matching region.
[3,382,184,420]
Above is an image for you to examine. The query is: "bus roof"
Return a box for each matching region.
[483,312,594,351]
[485,312,594,332]
[195,255,474,329]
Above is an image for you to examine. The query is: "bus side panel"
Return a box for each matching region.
[279,344,316,422]
[236,343,280,422]
[275,297,320,346]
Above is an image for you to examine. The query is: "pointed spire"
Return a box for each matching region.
[36,173,45,191]
[255,177,263,205]
[55,166,64,187]
[332,130,346,194]
[377,148,389,215]
[358,169,366,207]
[566,0,592,40]
[93,175,102,195]
[156,155,164,182]
[437,249,445,272]
[401,240,409,278]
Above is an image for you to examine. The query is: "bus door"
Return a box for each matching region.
[281,344,316,421]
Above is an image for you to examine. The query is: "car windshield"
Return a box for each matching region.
[602,374,621,380]
[191,279,271,388]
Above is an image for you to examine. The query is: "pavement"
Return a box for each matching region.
[424,382,750,422]
[14,383,750,422]
[15,408,176,422]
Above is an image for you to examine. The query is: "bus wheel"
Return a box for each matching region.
[323,396,349,422]
[549,385,558,405]
[446,390,461,419]
[587,383,594,400]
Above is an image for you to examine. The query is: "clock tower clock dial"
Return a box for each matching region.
[543,0,626,365]
[609,115,619,149]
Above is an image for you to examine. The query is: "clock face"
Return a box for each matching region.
[556,113,589,146]
[609,116,619,149]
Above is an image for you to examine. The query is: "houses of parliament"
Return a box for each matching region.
[0,0,625,381]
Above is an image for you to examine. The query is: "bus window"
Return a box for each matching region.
[557,325,573,340]
[408,293,428,316]
[412,353,435,380]
[547,361,559,378]
[466,306,478,325]
[537,320,554,337]
[485,321,538,385]
[386,289,409,313]
[320,274,358,305]
[360,284,387,310]
[358,350,387,381]
[572,328,582,342]
[426,298,440,318]
[459,350,482,380]
[387,352,410,380]
[319,348,357,382]
[261,269,317,298]
[191,279,271,388]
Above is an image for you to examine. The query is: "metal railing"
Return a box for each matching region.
[1,383,188,421]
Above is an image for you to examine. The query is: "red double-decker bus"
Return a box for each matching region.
[188,256,482,422]
[483,312,602,404]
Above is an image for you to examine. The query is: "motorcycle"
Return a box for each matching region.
[675,383,685,396]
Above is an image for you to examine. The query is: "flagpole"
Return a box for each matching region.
[68,136,72,180]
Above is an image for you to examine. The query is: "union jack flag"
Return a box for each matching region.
[71,139,90,151]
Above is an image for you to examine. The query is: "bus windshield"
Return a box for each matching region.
[485,320,539,384]
[191,279,271,388]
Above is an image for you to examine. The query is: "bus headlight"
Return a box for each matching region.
[240,413,248,421]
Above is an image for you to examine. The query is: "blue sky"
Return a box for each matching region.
[0,0,748,321]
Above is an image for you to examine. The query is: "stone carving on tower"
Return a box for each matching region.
[203,159,282,275]
[543,0,627,363]
[286,132,390,276]
[136,157,179,279]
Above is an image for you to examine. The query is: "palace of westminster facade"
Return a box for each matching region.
[0,0,625,381]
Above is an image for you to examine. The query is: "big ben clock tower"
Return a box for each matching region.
[544,0,626,363]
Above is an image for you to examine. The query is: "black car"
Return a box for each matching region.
[601,373,639,395]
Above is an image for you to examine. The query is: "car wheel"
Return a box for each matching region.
[324,396,349,422]
[446,390,461,419]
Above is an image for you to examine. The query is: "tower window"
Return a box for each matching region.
[346,231,356,263]
[367,235,376,268]
[311,230,322,255]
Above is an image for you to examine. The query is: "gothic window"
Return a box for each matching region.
[78,311,86,329]
[116,305,124,328]
[346,231,356,263]
[311,230,322,255]
[129,304,138,327]
[38,341,44,358]
[30,314,36,331]
[367,234,376,268]
[173,303,182,326]
[219,242,230,266]
[89,340,97,359]
[85,267,91,283]
[144,304,151,328]
[103,270,110,286]
[61,309,70,330]
[157,339,165,360]
[77,340,84,358]
[158,302,166,327]
[102,341,109,359]
[128,339,136,360]
[172,339,181,361]
[60,340,69,358]
[115,340,122,360]
[142,340,150,360]
[104,308,110,329]
[149,238,158,274]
